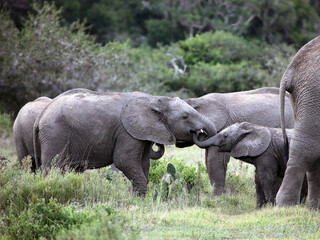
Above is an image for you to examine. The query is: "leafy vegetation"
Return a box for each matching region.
[3,0,319,47]
[0,3,299,115]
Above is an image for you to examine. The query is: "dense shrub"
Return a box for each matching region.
[4,198,89,239]
[146,19,177,47]
[180,31,261,65]
[0,3,136,115]
[175,31,296,96]
[186,61,269,95]
[0,112,12,137]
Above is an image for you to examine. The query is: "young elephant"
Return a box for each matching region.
[13,96,52,169]
[34,88,216,195]
[193,122,307,207]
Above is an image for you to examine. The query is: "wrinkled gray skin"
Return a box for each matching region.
[34,89,216,195]
[13,96,52,170]
[276,36,320,209]
[13,96,163,172]
[193,122,307,208]
[177,87,294,195]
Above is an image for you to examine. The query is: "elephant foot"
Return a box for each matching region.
[213,185,225,196]
[132,184,147,197]
[308,198,320,210]
[276,192,300,207]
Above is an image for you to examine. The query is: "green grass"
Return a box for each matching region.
[1,127,320,239]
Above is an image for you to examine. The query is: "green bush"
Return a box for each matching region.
[57,205,140,240]
[4,198,88,240]
[146,19,177,47]
[180,31,261,65]
[0,112,12,137]
[186,61,268,96]
[148,159,167,184]
[0,3,136,115]
[181,165,197,190]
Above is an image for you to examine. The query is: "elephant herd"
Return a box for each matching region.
[13,35,320,209]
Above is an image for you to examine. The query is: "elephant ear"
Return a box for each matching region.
[121,96,176,145]
[231,123,272,158]
[187,97,228,132]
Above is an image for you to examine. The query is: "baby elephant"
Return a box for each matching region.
[193,122,307,208]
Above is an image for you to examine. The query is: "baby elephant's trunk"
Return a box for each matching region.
[192,132,220,148]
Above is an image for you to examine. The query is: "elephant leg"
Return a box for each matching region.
[113,137,148,196]
[256,162,277,205]
[306,161,320,209]
[14,138,28,166]
[141,142,152,181]
[276,155,306,206]
[206,146,230,195]
[254,169,266,208]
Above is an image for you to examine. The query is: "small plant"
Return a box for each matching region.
[166,162,177,179]
[21,156,32,172]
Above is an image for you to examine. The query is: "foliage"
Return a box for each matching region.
[0,3,135,115]
[3,0,319,48]
[175,31,296,96]
[0,4,303,115]
[0,112,12,138]
[4,198,88,239]
[145,19,180,47]
[56,205,140,240]
[186,61,267,95]
[180,31,260,65]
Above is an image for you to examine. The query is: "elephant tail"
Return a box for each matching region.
[280,68,293,161]
[283,135,289,163]
[150,143,165,160]
[33,121,41,170]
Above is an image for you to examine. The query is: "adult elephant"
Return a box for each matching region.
[13,96,52,170]
[276,36,320,208]
[34,88,216,195]
[177,87,294,195]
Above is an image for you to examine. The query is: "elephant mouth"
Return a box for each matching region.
[194,129,208,141]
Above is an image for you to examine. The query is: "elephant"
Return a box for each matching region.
[177,87,295,195]
[276,36,320,208]
[13,96,52,170]
[13,96,164,172]
[192,122,307,208]
[33,88,216,195]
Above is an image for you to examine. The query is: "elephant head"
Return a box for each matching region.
[121,96,217,145]
[193,122,271,158]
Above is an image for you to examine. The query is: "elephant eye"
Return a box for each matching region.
[223,132,228,138]
[182,112,189,119]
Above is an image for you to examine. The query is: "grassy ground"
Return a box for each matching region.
[1,125,320,239]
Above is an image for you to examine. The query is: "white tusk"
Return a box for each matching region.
[200,129,204,133]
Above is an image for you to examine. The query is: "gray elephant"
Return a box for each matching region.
[177,87,294,195]
[276,36,320,208]
[33,88,216,195]
[192,122,307,207]
[13,96,52,170]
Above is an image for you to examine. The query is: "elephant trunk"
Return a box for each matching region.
[150,143,165,160]
[192,132,221,149]
[200,116,217,138]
